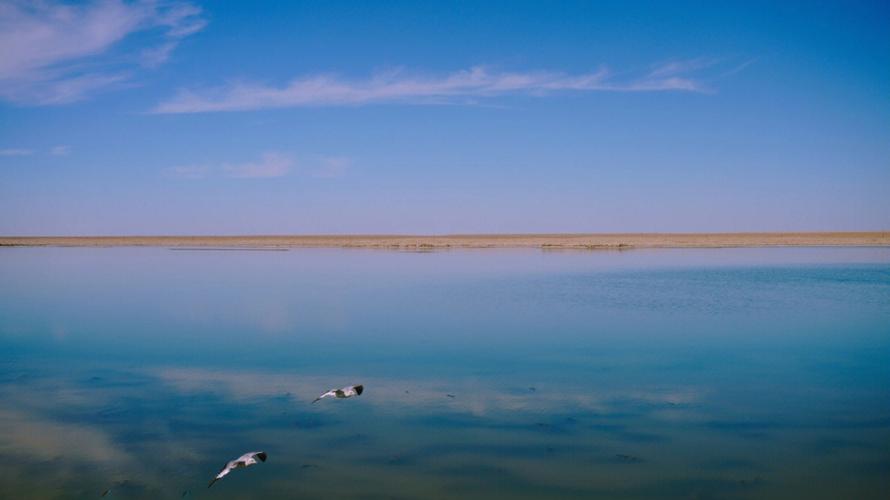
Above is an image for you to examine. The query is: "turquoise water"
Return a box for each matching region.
[1,247,889,499]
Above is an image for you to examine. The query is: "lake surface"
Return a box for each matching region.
[1,247,889,499]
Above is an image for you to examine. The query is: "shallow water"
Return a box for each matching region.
[1,247,889,499]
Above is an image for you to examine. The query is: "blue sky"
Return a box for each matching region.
[1,0,888,235]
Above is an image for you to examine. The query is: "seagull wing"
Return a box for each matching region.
[312,390,336,403]
[237,451,266,465]
[208,462,232,488]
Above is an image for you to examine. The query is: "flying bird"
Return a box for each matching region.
[208,451,267,488]
[312,384,363,403]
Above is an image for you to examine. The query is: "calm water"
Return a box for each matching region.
[1,247,889,499]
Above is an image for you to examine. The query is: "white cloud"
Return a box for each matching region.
[0,145,72,157]
[49,145,70,156]
[312,156,350,178]
[0,0,205,105]
[0,148,33,156]
[165,152,294,180]
[0,409,130,464]
[163,153,354,180]
[139,41,178,68]
[223,152,293,178]
[163,164,210,179]
[151,366,703,418]
[152,61,717,113]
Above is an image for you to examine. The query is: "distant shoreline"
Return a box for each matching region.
[1,232,888,250]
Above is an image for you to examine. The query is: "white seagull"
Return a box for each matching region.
[208,451,267,488]
[312,384,363,404]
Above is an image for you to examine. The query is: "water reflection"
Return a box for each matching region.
[0,247,889,498]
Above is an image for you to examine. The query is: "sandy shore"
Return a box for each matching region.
[1,232,888,250]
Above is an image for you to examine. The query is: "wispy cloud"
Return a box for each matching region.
[163,164,210,179]
[312,156,351,178]
[0,148,33,156]
[0,0,205,105]
[152,60,722,113]
[139,41,178,69]
[0,146,72,157]
[163,153,353,180]
[223,152,293,179]
[0,409,131,464]
[49,145,71,156]
[164,152,294,180]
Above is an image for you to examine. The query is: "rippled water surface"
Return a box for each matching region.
[1,247,889,499]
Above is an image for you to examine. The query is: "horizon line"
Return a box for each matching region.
[2,232,888,250]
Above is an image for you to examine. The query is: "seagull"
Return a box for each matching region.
[208,451,267,488]
[312,384,363,403]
